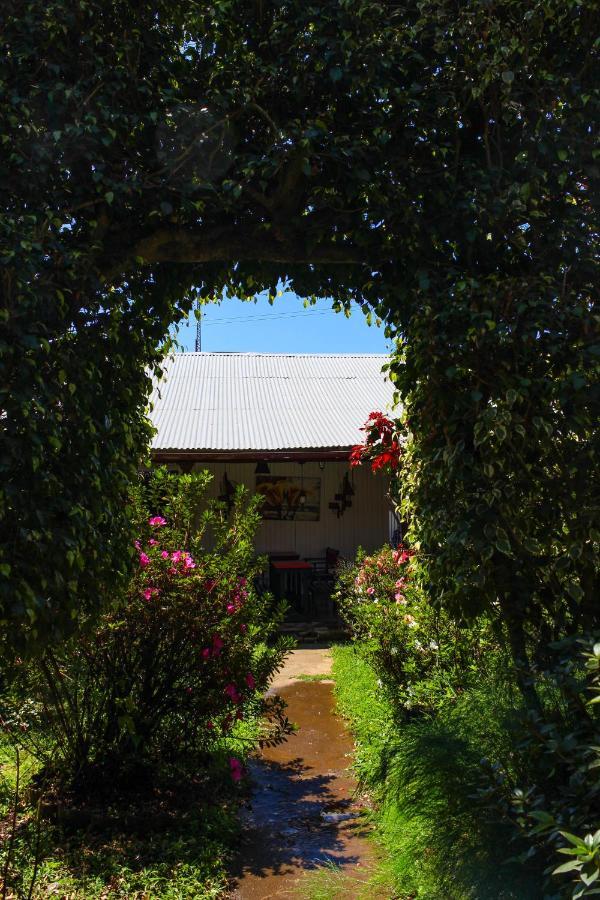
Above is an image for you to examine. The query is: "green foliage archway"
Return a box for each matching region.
[1,0,598,658]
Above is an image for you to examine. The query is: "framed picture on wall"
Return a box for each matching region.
[255,475,321,521]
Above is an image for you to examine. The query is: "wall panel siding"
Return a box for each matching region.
[190,460,391,561]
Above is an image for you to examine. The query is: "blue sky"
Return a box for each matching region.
[173,290,392,354]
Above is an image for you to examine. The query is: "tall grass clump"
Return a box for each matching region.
[332,644,545,899]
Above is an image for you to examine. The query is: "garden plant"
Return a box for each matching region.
[0,467,292,895]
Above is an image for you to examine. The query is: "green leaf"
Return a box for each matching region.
[553,860,582,874]
[495,532,512,556]
[566,581,584,602]
[560,831,588,848]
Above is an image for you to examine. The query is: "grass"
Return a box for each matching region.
[331,644,546,899]
[294,673,334,682]
[0,724,257,898]
[297,860,377,899]
[297,861,355,899]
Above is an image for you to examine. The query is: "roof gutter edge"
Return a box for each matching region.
[151,448,352,463]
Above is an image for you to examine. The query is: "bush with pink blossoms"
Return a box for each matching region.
[6,468,292,789]
[335,544,495,715]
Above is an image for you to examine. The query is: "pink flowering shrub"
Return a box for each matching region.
[8,468,292,787]
[336,545,494,714]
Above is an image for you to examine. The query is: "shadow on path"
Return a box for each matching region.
[229,680,378,899]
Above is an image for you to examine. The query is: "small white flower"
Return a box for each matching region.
[414,640,423,651]
[429,640,439,651]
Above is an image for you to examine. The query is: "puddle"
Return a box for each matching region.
[229,680,379,899]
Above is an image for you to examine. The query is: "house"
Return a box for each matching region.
[149,352,396,563]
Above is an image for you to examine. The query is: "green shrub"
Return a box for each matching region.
[1,467,292,789]
[335,543,600,897]
[335,545,495,714]
[480,635,600,898]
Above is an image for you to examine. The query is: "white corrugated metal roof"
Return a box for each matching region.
[149,352,396,452]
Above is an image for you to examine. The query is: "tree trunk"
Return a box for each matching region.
[498,593,543,714]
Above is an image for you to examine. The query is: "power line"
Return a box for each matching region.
[199,308,334,328]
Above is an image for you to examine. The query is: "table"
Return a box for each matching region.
[270,560,313,613]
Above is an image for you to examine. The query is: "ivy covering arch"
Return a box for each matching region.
[1,0,598,659]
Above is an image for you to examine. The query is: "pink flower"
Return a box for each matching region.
[226,603,236,615]
[148,538,159,546]
[161,550,169,559]
[393,547,415,565]
[201,648,211,660]
[139,552,150,568]
[142,588,153,601]
[229,757,244,782]
[239,623,247,633]
[171,550,182,563]
[224,683,241,704]
[206,720,214,730]
[245,673,256,690]
[183,555,196,570]
[212,635,224,653]
[134,540,141,550]
[149,516,167,527]
[395,579,406,589]
[367,586,375,595]
[395,593,407,604]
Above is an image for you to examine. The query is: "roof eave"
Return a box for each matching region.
[151,448,353,463]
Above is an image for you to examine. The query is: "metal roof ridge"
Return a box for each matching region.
[169,351,389,357]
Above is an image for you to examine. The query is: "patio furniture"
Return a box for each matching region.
[303,548,341,618]
[270,559,314,614]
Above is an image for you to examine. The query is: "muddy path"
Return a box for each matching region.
[228,650,381,899]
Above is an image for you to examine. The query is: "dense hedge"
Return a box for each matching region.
[2,0,597,661]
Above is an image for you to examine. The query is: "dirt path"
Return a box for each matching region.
[228,649,381,899]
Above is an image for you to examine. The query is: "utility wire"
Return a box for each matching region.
[198,308,334,328]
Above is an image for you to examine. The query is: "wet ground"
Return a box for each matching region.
[229,650,381,899]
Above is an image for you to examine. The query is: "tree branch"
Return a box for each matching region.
[111,225,368,273]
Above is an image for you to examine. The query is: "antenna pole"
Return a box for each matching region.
[194,301,202,352]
